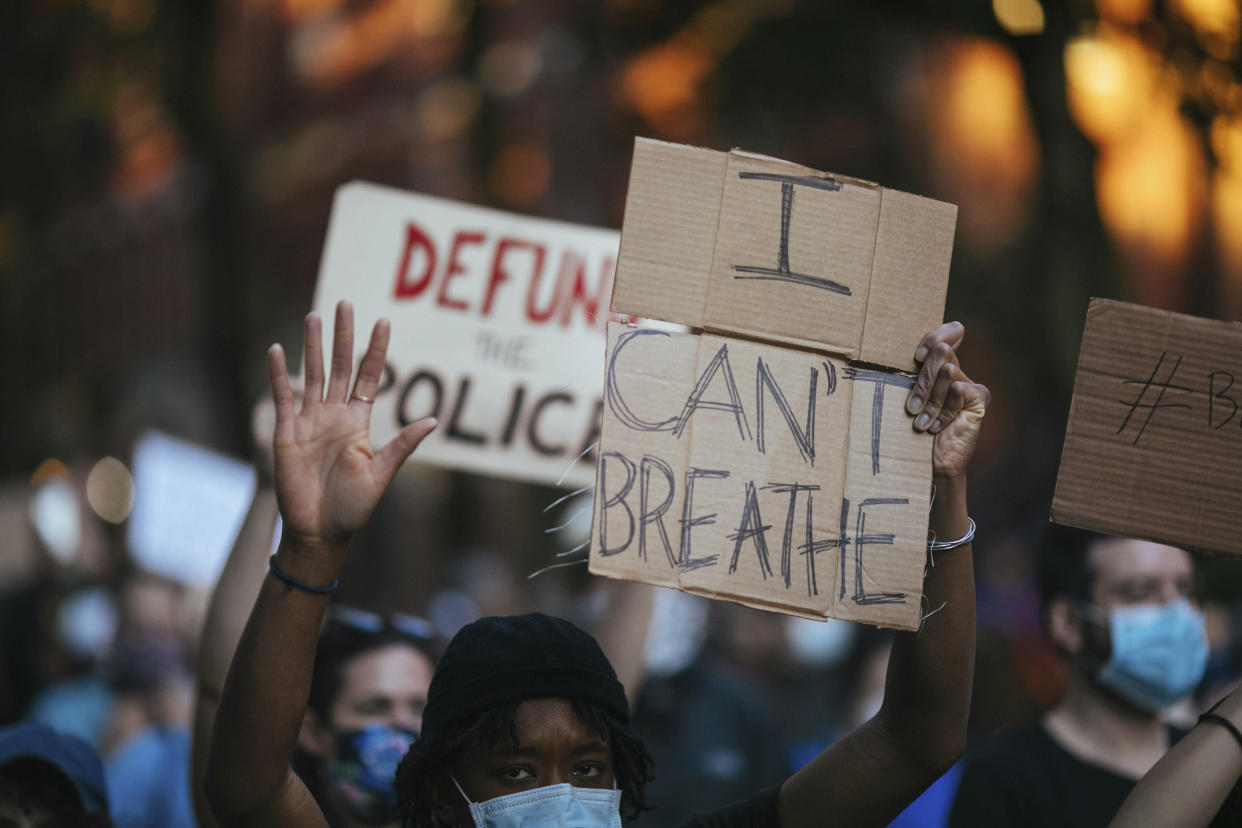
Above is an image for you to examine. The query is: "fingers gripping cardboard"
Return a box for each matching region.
[592,139,958,630]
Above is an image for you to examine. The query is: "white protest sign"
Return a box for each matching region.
[313,182,630,488]
[127,431,257,588]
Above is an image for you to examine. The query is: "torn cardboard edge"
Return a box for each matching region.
[1052,297,1242,557]
[610,137,956,372]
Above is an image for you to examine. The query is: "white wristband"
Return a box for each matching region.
[929,517,976,552]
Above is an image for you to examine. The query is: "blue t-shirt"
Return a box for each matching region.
[107,725,196,828]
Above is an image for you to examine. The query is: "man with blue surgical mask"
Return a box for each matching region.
[950,527,1207,828]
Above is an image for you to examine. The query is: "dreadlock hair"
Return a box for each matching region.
[394,697,655,827]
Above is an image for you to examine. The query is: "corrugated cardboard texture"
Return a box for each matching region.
[706,152,880,355]
[1052,298,1242,556]
[611,142,725,328]
[591,324,929,630]
[611,137,957,372]
[861,190,958,370]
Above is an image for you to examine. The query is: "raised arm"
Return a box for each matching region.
[203,302,437,827]
[192,479,278,828]
[594,581,656,710]
[780,322,986,828]
[1108,687,1242,828]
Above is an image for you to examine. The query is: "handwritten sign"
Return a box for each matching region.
[590,139,959,630]
[313,182,628,488]
[1053,298,1242,556]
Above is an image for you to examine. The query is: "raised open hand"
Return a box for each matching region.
[268,301,437,553]
[905,321,989,481]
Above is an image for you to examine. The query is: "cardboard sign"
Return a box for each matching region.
[313,182,627,488]
[610,140,956,370]
[1053,299,1242,556]
[590,139,958,630]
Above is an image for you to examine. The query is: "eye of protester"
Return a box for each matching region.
[573,762,604,780]
[499,766,534,783]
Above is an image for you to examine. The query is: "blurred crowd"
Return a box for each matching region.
[6,440,1242,825]
[5,0,1242,826]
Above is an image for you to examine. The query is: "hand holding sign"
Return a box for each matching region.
[591,139,964,629]
[906,322,989,481]
[267,301,438,571]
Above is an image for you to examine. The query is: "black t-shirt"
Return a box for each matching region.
[677,783,782,828]
[948,721,1173,828]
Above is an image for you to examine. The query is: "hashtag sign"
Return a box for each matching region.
[1115,352,1193,447]
[1053,298,1242,557]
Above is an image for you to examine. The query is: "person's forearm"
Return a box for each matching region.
[193,486,279,828]
[880,473,974,775]
[198,487,280,698]
[594,581,655,711]
[1108,688,1242,828]
[203,537,339,821]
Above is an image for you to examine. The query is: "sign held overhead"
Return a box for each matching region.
[313,182,627,488]
[590,139,959,630]
[1053,298,1242,556]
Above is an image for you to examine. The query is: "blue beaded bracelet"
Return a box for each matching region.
[268,555,339,594]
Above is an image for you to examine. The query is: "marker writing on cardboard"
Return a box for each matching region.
[845,368,917,475]
[1106,351,1242,445]
[606,329,906,475]
[731,172,851,296]
[595,453,908,605]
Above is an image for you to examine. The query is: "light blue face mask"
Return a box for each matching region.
[452,777,622,828]
[1092,599,1208,712]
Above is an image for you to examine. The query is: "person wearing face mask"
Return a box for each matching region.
[204,304,988,828]
[948,525,1208,828]
[293,608,439,828]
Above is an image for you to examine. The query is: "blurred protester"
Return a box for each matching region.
[1108,681,1242,828]
[949,527,1206,827]
[629,595,788,825]
[20,585,118,747]
[290,607,438,828]
[0,721,113,827]
[2,471,116,737]
[104,575,197,828]
[204,304,986,827]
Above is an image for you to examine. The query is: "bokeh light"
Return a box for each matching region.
[619,39,714,138]
[904,38,1041,256]
[993,0,1046,36]
[85,456,135,525]
[1171,0,1240,60]
[1065,30,1159,146]
[1095,0,1154,25]
[488,142,552,209]
[31,457,71,485]
[1095,105,1206,264]
[478,39,543,99]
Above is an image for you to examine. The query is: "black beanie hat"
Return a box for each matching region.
[420,613,629,737]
